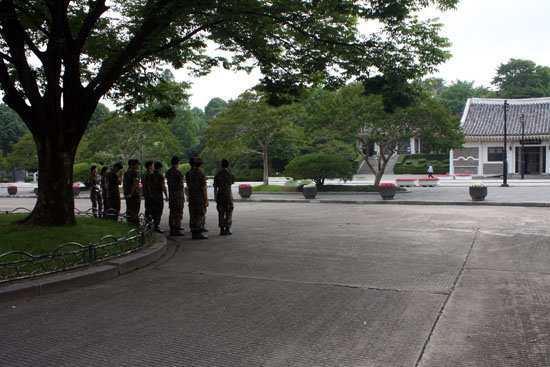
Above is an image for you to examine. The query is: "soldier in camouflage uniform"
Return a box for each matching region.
[187,157,209,240]
[148,162,168,233]
[105,163,123,221]
[141,161,154,221]
[123,159,141,226]
[213,159,235,235]
[100,166,109,218]
[185,157,208,233]
[88,165,103,217]
[165,156,185,236]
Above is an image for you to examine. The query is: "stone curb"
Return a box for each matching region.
[234,198,550,207]
[0,234,167,303]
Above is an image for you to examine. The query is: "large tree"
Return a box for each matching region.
[436,80,491,115]
[206,90,300,185]
[0,0,457,225]
[492,59,550,99]
[308,83,463,186]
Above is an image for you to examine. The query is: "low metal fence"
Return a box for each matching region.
[0,208,154,283]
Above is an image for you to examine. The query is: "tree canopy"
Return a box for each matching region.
[0,0,457,225]
[492,59,550,99]
[0,103,27,155]
[436,80,491,115]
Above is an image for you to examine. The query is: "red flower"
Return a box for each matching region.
[418,178,440,181]
[73,184,80,188]
[395,178,416,181]
[379,183,396,188]
[7,185,17,189]
[455,174,472,177]
[238,184,252,189]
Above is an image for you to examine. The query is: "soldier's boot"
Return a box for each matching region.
[225,227,232,235]
[170,227,184,236]
[201,227,209,233]
[192,231,208,240]
[154,226,164,234]
[220,227,226,236]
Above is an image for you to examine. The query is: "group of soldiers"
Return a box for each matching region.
[87,156,235,240]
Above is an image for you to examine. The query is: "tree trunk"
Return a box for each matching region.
[22,134,79,226]
[262,147,269,185]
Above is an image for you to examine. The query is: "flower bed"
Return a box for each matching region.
[455,174,473,180]
[418,178,440,187]
[7,186,17,195]
[395,178,417,187]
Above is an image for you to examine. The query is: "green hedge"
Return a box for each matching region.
[73,162,100,185]
[393,154,449,174]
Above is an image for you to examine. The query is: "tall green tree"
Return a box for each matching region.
[204,98,229,122]
[0,104,28,155]
[84,114,180,168]
[206,90,301,184]
[0,0,457,225]
[83,103,112,137]
[437,80,491,115]
[309,83,463,186]
[6,133,38,171]
[492,59,550,99]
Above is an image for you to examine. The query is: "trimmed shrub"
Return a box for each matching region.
[284,152,354,187]
[73,162,100,185]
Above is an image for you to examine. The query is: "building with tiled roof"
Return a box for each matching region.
[450,97,550,176]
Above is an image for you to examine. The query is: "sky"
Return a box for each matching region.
[177,0,550,110]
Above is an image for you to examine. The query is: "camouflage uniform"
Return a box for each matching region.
[185,169,206,231]
[141,170,151,220]
[101,174,108,217]
[213,169,235,230]
[148,171,165,228]
[186,167,207,233]
[166,166,184,231]
[123,168,141,225]
[88,172,103,217]
[105,171,121,220]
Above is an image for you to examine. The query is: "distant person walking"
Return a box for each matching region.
[105,163,123,221]
[148,162,168,233]
[88,165,103,217]
[213,159,235,235]
[123,159,141,226]
[427,164,434,178]
[187,157,209,240]
[100,166,109,217]
[166,156,185,236]
[142,160,154,221]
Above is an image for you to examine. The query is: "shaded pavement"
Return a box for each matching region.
[1,192,550,366]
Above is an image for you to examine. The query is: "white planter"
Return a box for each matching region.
[396,180,417,187]
[455,175,473,180]
[418,180,440,187]
[436,175,454,180]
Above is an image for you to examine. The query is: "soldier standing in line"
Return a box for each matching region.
[100,166,109,218]
[213,159,235,235]
[165,156,185,236]
[187,157,209,240]
[88,165,103,217]
[105,163,123,221]
[123,159,141,226]
[185,157,208,233]
[148,162,168,233]
[142,161,154,221]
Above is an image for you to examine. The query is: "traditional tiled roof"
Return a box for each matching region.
[461,97,550,138]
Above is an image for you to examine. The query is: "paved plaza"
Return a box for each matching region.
[1,191,550,366]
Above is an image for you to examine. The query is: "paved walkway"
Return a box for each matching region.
[1,191,550,366]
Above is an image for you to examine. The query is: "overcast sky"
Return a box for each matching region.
[178,0,550,110]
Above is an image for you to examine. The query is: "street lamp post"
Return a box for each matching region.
[520,114,525,180]
[502,100,509,187]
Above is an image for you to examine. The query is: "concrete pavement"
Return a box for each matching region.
[1,193,550,365]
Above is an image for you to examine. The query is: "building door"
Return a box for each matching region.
[516,147,545,174]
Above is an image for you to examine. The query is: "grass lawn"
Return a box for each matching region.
[0,214,138,256]
[252,184,406,192]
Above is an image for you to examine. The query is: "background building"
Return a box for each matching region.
[451,97,550,176]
